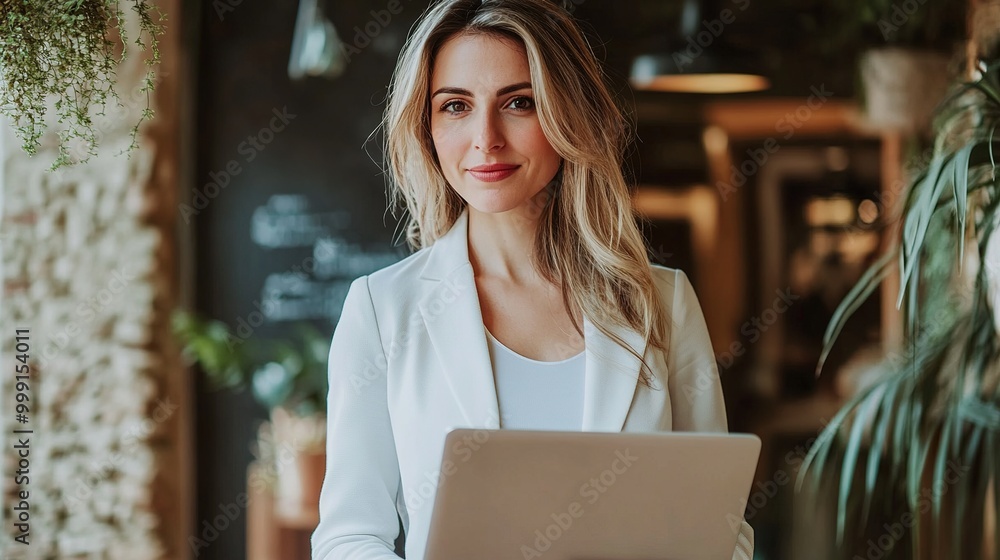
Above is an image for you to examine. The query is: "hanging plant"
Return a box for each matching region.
[0,0,165,170]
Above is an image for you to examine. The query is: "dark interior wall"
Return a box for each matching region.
[193,1,425,558]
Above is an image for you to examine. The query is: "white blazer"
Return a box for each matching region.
[311,208,754,560]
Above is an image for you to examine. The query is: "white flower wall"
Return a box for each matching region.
[0,0,187,557]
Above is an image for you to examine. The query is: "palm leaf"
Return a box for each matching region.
[952,143,972,266]
[797,396,855,494]
[863,377,899,524]
[906,398,929,509]
[837,393,877,543]
[891,374,915,485]
[971,74,1000,106]
[959,397,1000,431]
[898,154,950,310]
[933,410,955,545]
[817,250,896,374]
[803,55,1000,559]
[989,126,997,180]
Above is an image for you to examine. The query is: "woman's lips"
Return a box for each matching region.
[468,165,520,182]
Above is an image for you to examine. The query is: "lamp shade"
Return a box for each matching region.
[630,51,770,93]
[629,0,769,94]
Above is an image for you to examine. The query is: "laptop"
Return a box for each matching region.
[424,429,761,560]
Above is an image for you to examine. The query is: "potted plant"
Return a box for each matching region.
[172,310,330,511]
[0,0,164,170]
[798,57,1000,559]
[801,0,966,133]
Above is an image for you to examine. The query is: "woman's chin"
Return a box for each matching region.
[463,194,528,216]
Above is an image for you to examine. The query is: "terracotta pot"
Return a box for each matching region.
[270,407,327,510]
[273,449,326,513]
[859,47,953,134]
[296,451,326,506]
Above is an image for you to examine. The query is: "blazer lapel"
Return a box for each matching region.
[580,315,646,432]
[418,209,501,429]
[418,208,646,433]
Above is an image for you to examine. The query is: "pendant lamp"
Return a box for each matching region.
[630,0,770,94]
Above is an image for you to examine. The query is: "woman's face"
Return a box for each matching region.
[429,33,562,216]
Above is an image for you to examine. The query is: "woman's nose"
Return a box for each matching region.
[474,111,505,153]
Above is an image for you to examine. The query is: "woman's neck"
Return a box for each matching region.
[466,207,543,285]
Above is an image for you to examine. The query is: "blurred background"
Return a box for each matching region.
[1,0,994,559]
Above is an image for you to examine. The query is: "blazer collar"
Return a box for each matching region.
[417,208,647,432]
[417,206,474,282]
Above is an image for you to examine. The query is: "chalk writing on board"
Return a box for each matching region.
[313,237,403,279]
[260,274,353,322]
[250,194,404,322]
[251,194,352,248]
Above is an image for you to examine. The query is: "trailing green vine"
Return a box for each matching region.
[0,0,165,170]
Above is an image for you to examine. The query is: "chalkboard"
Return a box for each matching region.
[193,1,421,557]
[250,193,403,323]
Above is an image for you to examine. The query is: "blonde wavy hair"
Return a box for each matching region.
[382,0,669,387]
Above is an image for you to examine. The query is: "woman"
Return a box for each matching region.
[311,1,754,558]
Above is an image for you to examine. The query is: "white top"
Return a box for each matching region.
[485,327,586,431]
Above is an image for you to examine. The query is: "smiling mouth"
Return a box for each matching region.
[468,165,520,182]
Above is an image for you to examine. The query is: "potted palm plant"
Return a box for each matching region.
[798,56,1000,559]
[172,310,329,511]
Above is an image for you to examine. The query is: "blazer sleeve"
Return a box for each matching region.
[666,269,755,560]
[311,276,403,560]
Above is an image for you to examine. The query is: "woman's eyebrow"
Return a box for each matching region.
[431,82,532,98]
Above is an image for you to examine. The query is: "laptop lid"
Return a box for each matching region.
[424,429,760,560]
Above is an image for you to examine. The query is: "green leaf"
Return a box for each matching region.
[891,376,914,476]
[958,397,1000,430]
[818,250,896,374]
[932,412,954,533]
[797,381,882,495]
[899,154,950,309]
[906,399,928,511]
[863,377,898,524]
[971,77,1000,106]
[952,143,973,266]
[838,393,876,543]
[989,127,997,181]
[797,402,849,493]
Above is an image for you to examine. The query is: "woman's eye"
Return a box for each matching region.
[442,100,468,114]
[508,96,535,111]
